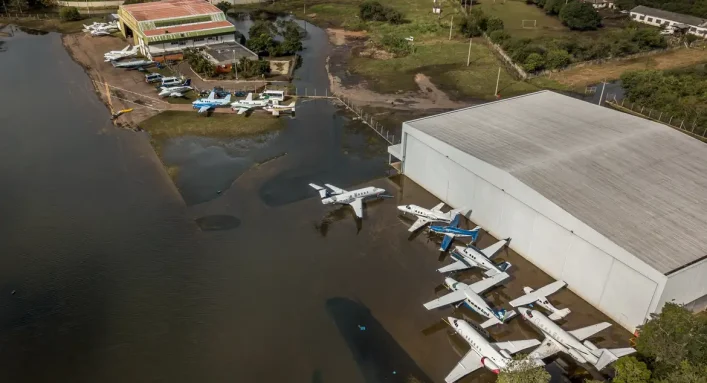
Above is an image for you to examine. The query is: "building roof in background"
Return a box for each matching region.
[630,5,707,27]
[143,21,233,36]
[405,91,707,274]
[202,42,259,64]
[121,0,222,21]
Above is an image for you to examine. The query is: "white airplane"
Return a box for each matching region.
[84,22,119,35]
[263,100,296,116]
[104,45,139,62]
[443,316,543,382]
[397,202,465,232]
[508,280,571,320]
[158,79,192,98]
[309,183,387,219]
[518,308,635,371]
[423,273,515,328]
[439,238,511,276]
[192,91,232,114]
[231,93,271,115]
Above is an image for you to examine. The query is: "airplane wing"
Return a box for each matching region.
[469,272,509,294]
[324,184,346,194]
[423,290,467,310]
[245,93,253,102]
[437,259,475,273]
[508,280,567,307]
[349,198,363,219]
[493,339,541,355]
[198,106,210,113]
[481,239,508,259]
[440,234,455,252]
[431,202,445,213]
[444,350,483,383]
[528,337,562,360]
[170,92,183,98]
[568,323,612,341]
[207,91,216,100]
[236,107,249,115]
[408,217,430,232]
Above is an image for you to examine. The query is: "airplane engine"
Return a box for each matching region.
[499,349,512,359]
[481,357,500,374]
[567,348,588,365]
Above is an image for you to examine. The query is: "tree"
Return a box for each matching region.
[358,0,403,24]
[497,355,550,383]
[489,30,511,44]
[59,6,81,22]
[545,49,571,70]
[215,1,230,13]
[559,2,602,30]
[652,360,707,383]
[459,8,488,37]
[486,16,504,33]
[9,0,28,12]
[524,52,545,72]
[614,0,636,11]
[544,0,569,15]
[122,0,146,4]
[612,356,651,383]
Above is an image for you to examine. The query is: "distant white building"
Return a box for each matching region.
[630,5,707,38]
[584,0,615,9]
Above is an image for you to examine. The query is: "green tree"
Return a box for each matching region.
[215,1,230,13]
[59,6,81,22]
[544,0,569,15]
[613,356,651,383]
[358,0,404,24]
[559,2,602,30]
[459,8,488,37]
[524,52,545,72]
[10,0,28,12]
[614,0,636,11]
[489,30,511,44]
[122,0,146,4]
[545,49,571,70]
[486,16,504,33]
[652,360,707,383]
[497,355,550,383]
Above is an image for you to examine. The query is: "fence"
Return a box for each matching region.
[605,94,707,140]
[1,12,55,20]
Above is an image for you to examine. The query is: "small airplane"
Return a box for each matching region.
[263,100,296,116]
[508,280,571,320]
[443,316,543,382]
[84,21,119,36]
[158,79,192,98]
[104,45,139,62]
[230,93,270,115]
[111,59,154,70]
[518,307,635,371]
[429,214,481,251]
[309,183,387,219]
[192,91,232,114]
[397,202,465,232]
[423,273,515,329]
[438,238,511,276]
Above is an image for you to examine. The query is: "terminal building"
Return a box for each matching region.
[388,91,707,331]
[118,0,237,61]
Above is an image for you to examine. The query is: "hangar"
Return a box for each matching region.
[388,91,707,331]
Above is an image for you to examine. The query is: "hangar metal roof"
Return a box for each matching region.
[405,91,707,274]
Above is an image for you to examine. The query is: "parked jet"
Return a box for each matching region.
[231,93,271,115]
[509,280,571,320]
[518,308,635,371]
[309,183,387,219]
[104,45,139,62]
[84,21,119,36]
[443,316,543,382]
[192,91,232,114]
[263,100,296,116]
[111,59,154,70]
[429,215,481,251]
[397,202,465,232]
[158,79,192,98]
[423,273,515,328]
[438,238,511,276]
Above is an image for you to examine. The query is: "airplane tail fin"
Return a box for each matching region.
[449,213,461,228]
[309,183,329,198]
[448,207,467,219]
[588,343,636,370]
[548,308,571,321]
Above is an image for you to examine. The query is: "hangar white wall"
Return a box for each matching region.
[659,258,707,312]
[400,127,668,330]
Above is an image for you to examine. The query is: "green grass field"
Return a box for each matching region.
[477,0,569,38]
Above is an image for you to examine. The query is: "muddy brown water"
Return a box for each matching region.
[0,24,630,383]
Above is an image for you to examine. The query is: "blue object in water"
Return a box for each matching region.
[358,325,366,331]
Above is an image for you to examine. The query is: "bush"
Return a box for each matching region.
[122,0,146,4]
[359,0,404,24]
[486,16,504,33]
[379,34,413,56]
[543,0,568,15]
[524,52,545,72]
[459,8,488,37]
[59,6,81,22]
[559,2,602,30]
[215,1,230,13]
[545,49,571,69]
[489,30,511,44]
[237,57,270,78]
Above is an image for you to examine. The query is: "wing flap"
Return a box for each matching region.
[198,106,210,113]
[431,202,445,213]
[324,184,346,194]
[528,337,562,360]
[493,339,541,355]
[349,198,363,218]
[408,217,430,232]
[440,234,454,251]
[444,350,483,383]
[236,107,248,115]
[469,272,509,294]
[437,259,474,273]
[568,323,612,341]
[423,290,467,310]
[509,280,566,307]
[480,239,508,259]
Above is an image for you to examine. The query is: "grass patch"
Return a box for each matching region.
[1,16,104,34]
[477,0,569,39]
[351,40,539,100]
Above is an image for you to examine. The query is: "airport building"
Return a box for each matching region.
[388,91,707,331]
[118,0,237,61]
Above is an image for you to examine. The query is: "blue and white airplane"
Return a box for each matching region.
[192,91,232,114]
[429,214,481,251]
[159,79,192,98]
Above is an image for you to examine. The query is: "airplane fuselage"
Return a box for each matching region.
[445,278,500,322]
[452,246,496,271]
[322,187,385,205]
[449,317,510,373]
[398,204,451,222]
[192,100,229,110]
[430,226,477,236]
[519,308,598,365]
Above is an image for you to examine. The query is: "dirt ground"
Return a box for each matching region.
[325,28,467,111]
[548,47,707,88]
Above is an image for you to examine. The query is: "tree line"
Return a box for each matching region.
[527,0,603,30]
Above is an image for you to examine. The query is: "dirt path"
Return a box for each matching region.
[325,28,466,111]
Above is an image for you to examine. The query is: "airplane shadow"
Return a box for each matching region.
[325,298,433,383]
[314,205,362,237]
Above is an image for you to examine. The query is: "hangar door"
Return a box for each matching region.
[403,135,451,201]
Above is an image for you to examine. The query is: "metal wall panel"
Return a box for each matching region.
[470,177,505,231]
[446,160,478,211]
[660,258,707,311]
[404,135,449,201]
[600,261,658,328]
[495,193,537,257]
[561,237,614,305]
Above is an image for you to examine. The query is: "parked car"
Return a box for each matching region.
[234,90,247,97]
[145,73,163,83]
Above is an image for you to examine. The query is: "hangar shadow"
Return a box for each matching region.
[325,298,433,383]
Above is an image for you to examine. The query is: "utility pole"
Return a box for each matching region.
[449,15,453,40]
[598,79,607,106]
[303,0,306,15]
[466,38,472,66]
[86,0,91,16]
[233,49,238,80]
[494,67,501,96]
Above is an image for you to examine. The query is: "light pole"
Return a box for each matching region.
[233,49,238,80]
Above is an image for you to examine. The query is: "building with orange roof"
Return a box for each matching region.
[117,0,237,61]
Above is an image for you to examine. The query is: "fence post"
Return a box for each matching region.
[325,89,328,97]
[680,120,684,129]
[640,106,644,114]
[658,112,663,121]
[621,98,625,107]
[648,110,652,118]
[315,88,317,97]
[669,115,674,125]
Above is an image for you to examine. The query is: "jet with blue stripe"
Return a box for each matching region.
[429,214,481,251]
